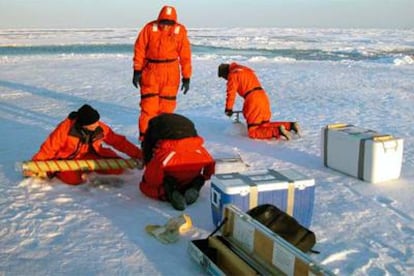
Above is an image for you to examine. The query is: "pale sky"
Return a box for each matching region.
[0,0,413,29]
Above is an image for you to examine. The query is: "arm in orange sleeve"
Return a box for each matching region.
[101,123,142,159]
[177,25,192,79]
[225,74,238,110]
[140,157,165,199]
[32,122,67,161]
[133,25,150,71]
[202,160,216,180]
[197,146,215,180]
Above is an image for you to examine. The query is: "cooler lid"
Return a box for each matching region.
[337,125,379,139]
[211,169,314,194]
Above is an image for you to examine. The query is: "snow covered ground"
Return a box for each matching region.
[1,28,414,275]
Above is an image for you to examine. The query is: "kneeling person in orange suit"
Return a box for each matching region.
[32,104,142,185]
[139,113,215,210]
[218,62,300,140]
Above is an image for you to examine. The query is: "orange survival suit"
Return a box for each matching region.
[32,111,142,185]
[220,62,296,139]
[133,5,192,140]
[139,113,215,200]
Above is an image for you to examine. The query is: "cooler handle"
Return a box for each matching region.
[211,188,221,208]
[381,139,400,153]
[372,135,393,142]
[327,123,351,129]
[371,134,399,153]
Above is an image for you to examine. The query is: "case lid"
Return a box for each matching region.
[211,168,315,194]
[221,205,334,276]
[326,124,401,141]
[337,125,378,139]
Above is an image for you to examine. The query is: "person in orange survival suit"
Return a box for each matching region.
[132,5,192,141]
[218,62,301,140]
[139,113,215,211]
[31,104,143,185]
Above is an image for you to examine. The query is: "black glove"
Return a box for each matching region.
[135,158,144,170]
[181,78,190,95]
[225,109,233,117]
[132,70,142,88]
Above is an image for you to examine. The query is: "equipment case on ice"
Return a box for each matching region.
[213,152,248,174]
[321,123,404,183]
[188,205,333,276]
[210,168,315,228]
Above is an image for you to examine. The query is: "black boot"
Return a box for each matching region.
[290,122,301,136]
[163,176,186,211]
[278,125,292,140]
[184,175,205,205]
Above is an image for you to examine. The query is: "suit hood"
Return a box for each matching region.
[157,6,177,23]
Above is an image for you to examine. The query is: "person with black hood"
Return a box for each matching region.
[139,113,215,211]
[132,5,192,142]
[31,104,142,185]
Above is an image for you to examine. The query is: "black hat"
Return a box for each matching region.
[218,63,230,79]
[76,104,100,126]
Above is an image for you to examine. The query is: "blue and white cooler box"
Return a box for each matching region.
[210,168,315,228]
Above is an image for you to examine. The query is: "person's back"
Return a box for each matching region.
[152,136,213,185]
[227,63,263,98]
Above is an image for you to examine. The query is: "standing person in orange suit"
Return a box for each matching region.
[132,5,192,141]
[139,113,215,211]
[218,62,300,140]
[32,104,142,185]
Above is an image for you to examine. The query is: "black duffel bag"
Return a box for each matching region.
[247,204,318,254]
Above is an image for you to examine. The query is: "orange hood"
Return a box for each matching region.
[157,5,177,23]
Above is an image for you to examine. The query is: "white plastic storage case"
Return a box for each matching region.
[322,124,404,183]
[213,152,248,174]
[188,204,333,276]
[210,168,315,228]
